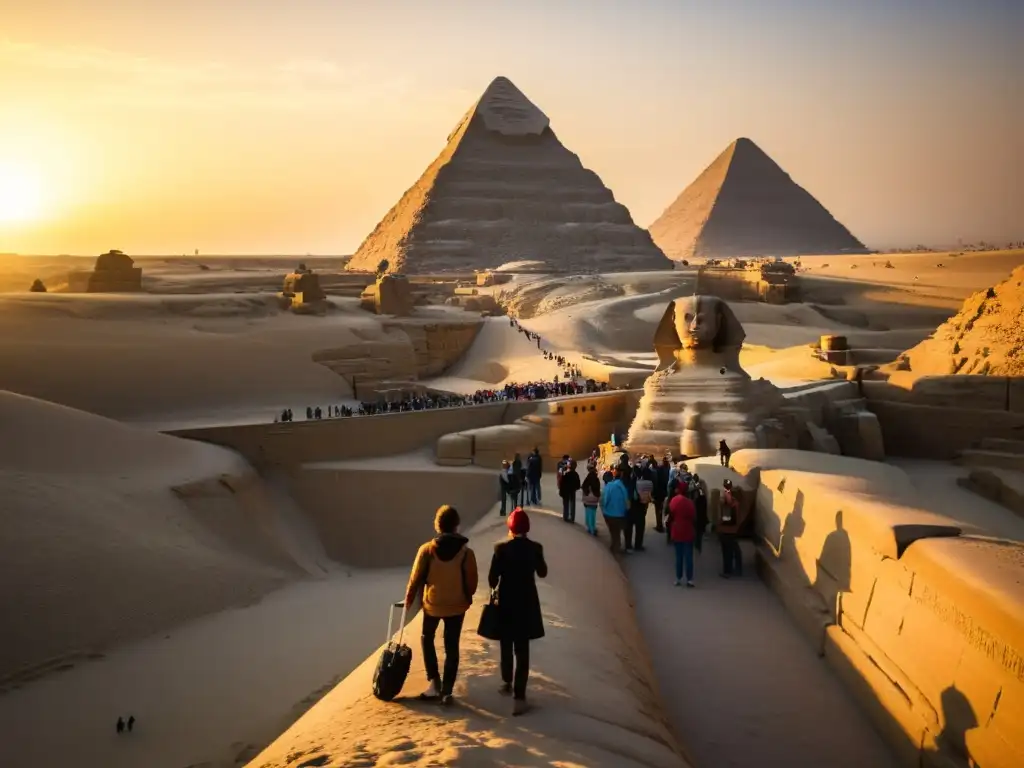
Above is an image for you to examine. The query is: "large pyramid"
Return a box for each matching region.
[649,138,868,261]
[345,77,672,274]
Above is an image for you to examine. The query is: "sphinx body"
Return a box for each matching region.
[625,296,784,458]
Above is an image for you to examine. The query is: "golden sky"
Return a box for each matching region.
[1,0,1021,255]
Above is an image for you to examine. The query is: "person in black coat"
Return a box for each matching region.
[559,459,581,523]
[488,508,547,716]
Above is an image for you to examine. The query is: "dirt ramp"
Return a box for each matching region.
[246,511,693,768]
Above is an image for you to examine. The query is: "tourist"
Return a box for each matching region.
[692,473,709,554]
[511,453,525,506]
[719,439,732,468]
[526,447,543,505]
[628,458,655,551]
[653,455,671,533]
[559,459,581,523]
[488,507,547,716]
[404,505,479,705]
[499,460,513,516]
[718,479,743,577]
[600,466,629,554]
[667,477,697,587]
[505,459,522,513]
[621,461,639,552]
[581,463,601,535]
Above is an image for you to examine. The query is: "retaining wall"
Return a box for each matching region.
[741,450,1024,768]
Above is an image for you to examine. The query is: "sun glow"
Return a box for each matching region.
[0,162,45,224]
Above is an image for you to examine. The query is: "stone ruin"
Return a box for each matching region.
[67,250,143,293]
[624,296,884,460]
[278,263,328,313]
[359,273,414,316]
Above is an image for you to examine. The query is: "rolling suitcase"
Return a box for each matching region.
[372,601,412,702]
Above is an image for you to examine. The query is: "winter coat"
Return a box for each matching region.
[667,494,696,543]
[405,533,479,618]
[600,479,629,518]
[488,536,547,640]
[559,469,581,498]
[654,462,671,499]
[526,453,542,481]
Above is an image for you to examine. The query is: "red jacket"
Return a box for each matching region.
[667,494,696,543]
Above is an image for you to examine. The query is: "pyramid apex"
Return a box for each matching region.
[473,76,549,136]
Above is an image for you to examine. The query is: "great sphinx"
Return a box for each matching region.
[624,295,785,458]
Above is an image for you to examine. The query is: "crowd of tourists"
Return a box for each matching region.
[398,442,740,718]
[495,442,741,584]
[274,379,611,423]
[508,316,584,380]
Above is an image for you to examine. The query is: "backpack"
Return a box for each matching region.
[720,491,737,525]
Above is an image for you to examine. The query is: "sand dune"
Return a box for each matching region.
[0,293,370,422]
[0,392,306,682]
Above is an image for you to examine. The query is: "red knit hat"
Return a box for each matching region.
[508,507,530,535]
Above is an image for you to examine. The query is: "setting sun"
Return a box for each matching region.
[0,162,44,224]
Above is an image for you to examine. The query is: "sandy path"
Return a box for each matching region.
[0,569,408,768]
[624,536,897,768]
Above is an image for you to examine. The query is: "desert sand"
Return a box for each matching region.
[1,246,1022,768]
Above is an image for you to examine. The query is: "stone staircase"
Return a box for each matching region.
[956,437,1024,473]
[956,438,1024,518]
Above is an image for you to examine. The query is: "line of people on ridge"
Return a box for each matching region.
[404,504,545,716]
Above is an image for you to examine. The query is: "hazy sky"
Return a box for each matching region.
[1,0,1021,255]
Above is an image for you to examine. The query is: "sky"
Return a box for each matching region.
[0,0,1021,255]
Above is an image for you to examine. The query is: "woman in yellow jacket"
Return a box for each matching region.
[404,505,479,705]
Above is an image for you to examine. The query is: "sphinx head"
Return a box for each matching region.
[653,296,746,367]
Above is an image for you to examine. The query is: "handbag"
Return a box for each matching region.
[476,588,501,640]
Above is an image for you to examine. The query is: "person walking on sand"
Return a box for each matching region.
[404,505,479,705]
[559,459,581,523]
[600,465,629,554]
[581,463,601,535]
[489,507,547,716]
[666,482,697,587]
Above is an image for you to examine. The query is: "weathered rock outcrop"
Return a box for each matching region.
[67,250,143,293]
[312,321,482,399]
[345,76,672,275]
[359,274,414,316]
[895,265,1024,377]
[650,138,867,261]
[279,263,327,313]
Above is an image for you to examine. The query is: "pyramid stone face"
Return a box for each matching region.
[346,77,672,275]
[649,138,868,261]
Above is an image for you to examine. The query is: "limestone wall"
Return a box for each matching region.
[743,450,1023,768]
[436,390,640,468]
[864,376,1024,459]
[244,512,693,768]
[167,400,539,467]
[286,465,498,568]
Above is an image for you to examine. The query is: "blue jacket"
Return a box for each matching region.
[600,479,629,518]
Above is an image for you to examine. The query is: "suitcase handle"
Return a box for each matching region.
[386,601,408,647]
